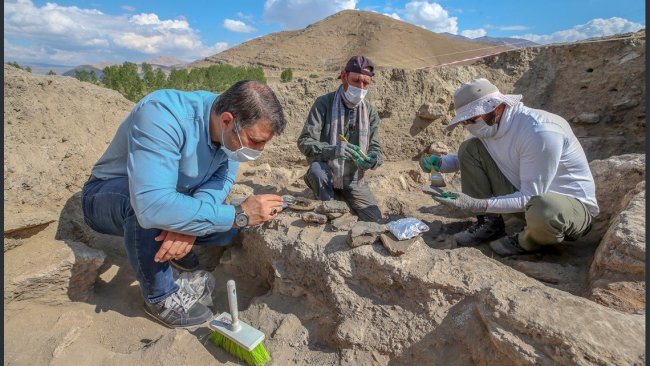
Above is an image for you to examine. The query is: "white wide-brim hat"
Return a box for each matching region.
[447,78,523,131]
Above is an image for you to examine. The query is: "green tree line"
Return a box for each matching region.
[73,61,266,102]
[7,61,32,72]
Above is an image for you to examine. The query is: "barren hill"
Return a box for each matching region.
[190,10,511,74]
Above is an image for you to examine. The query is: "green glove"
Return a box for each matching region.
[432,192,488,213]
[419,154,441,173]
[355,152,378,170]
[344,144,363,160]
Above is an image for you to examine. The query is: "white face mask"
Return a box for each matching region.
[220,123,262,162]
[465,118,499,138]
[344,85,368,105]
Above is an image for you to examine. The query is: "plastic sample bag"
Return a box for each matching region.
[172,269,216,307]
[386,217,430,240]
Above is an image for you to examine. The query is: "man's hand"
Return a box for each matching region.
[154,230,197,263]
[240,194,284,226]
[335,141,363,160]
[355,151,378,170]
[432,192,488,213]
[419,154,441,173]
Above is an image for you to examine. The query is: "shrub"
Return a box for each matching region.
[280,68,293,82]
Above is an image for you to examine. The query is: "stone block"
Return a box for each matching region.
[318,200,350,214]
[347,222,386,248]
[5,236,106,304]
[332,214,358,232]
[379,233,419,256]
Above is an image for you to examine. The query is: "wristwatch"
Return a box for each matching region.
[234,205,249,228]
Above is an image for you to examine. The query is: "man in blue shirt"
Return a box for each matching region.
[82,80,287,328]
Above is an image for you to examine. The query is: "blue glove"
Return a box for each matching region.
[432,192,488,213]
[419,154,441,173]
[355,151,378,170]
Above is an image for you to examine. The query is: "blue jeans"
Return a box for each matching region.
[81,177,238,304]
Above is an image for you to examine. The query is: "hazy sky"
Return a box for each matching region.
[4,0,645,66]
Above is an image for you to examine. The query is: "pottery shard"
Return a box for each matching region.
[326,212,344,219]
[302,212,328,225]
[347,222,387,248]
[318,200,350,214]
[380,233,419,256]
[289,197,318,211]
[331,214,358,232]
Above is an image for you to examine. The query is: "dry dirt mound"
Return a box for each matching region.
[3,65,134,226]
[479,30,646,160]
[190,10,511,75]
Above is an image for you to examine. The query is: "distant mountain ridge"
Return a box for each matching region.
[440,32,538,48]
[62,56,188,78]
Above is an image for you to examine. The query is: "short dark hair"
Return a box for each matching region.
[213,80,287,135]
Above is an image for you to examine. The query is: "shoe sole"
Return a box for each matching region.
[169,260,200,272]
[455,231,506,247]
[143,303,211,330]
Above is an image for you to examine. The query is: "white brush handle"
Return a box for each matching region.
[226,279,241,332]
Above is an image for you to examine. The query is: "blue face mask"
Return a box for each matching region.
[220,123,262,162]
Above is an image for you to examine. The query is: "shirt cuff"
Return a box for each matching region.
[212,204,236,232]
[321,145,336,160]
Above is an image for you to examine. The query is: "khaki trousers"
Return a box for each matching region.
[458,138,593,251]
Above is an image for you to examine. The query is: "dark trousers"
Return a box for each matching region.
[304,161,382,222]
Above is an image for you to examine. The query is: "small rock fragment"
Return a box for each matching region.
[380,233,419,256]
[573,112,600,124]
[331,214,358,232]
[302,212,328,224]
[417,103,446,121]
[347,221,386,248]
[428,141,449,156]
[612,98,639,111]
[326,211,344,219]
[289,197,318,211]
[318,200,350,214]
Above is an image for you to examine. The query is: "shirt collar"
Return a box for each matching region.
[204,93,219,150]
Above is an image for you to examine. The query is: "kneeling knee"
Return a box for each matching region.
[525,195,559,228]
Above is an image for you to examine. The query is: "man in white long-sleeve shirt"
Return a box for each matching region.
[420,78,598,256]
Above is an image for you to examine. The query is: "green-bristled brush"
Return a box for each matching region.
[209,280,270,366]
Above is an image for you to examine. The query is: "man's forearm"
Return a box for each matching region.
[298,138,335,161]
